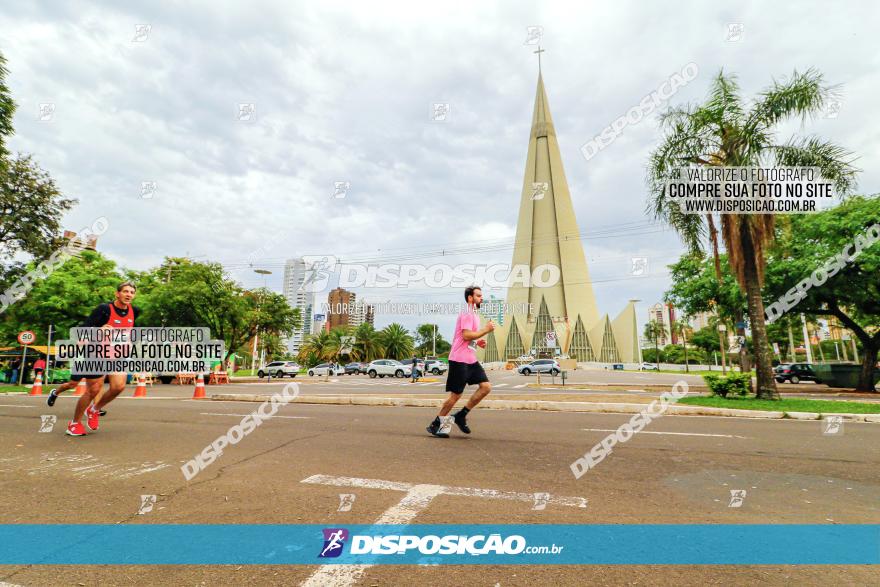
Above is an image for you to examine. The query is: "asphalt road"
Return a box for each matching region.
[1,388,878,586]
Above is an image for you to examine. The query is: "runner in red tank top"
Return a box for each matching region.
[65,281,140,437]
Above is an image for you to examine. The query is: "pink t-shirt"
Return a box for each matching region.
[448,310,480,364]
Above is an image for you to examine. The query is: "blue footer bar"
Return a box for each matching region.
[1,525,877,565]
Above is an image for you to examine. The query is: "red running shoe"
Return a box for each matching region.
[85,405,100,431]
[66,421,87,436]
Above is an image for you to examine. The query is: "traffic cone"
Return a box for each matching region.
[29,374,43,396]
[133,374,147,397]
[73,379,87,396]
[192,373,206,399]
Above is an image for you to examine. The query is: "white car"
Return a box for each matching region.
[258,361,300,378]
[308,363,341,376]
[424,360,448,375]
[517,359,561,376]
[367,359,411,379]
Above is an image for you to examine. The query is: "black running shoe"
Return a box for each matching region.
[99,409,107,416]
[426,417,449,438]
[452,410,471,434]
[47,389,58,407]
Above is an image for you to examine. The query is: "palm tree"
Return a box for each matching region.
[647,69,858,399]
[643,321,666,365]
[352,323,384,362]
[298,330,334,365]
[670,319,693,372]
[326,326,355,364]
[379,323,414,360]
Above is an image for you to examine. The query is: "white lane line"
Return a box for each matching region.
[582,428,746,438]
[494,383,509,388]
[200,412,310,419]
[0,404,34,408]
[300,474,586,587]
[513,384,527,389]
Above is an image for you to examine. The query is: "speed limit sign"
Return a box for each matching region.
[18,330,36,345]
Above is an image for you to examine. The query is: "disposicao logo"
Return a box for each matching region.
[319,528,349,558]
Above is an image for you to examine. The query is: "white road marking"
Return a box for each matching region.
[18,452,171,479]
[0,404,34,408]
[582,428,746,438]
[299,474,587,587]
[514,384,527,389]
[200,412,310,419]
[494,383,508,388]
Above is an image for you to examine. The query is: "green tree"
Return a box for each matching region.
[0,51,16,171]
[414,323,450,356]
[648,69,858,399]
[764,195,880,390]
[665,253,750,369]
[0,154,77,263]
[352,323,384,362]
[379,323,414,360]
[643,320,666,364]
[0,251,122,344]
[670,319,693,371]
[327,326,355,363]
[690,325,720,358]
[298,330,334,366]
[135,258,298,363]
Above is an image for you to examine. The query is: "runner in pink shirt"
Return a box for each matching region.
[427,286,495,438]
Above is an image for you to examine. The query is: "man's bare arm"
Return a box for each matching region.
[462,320,495,341]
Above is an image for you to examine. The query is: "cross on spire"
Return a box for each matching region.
[534,45,545,73]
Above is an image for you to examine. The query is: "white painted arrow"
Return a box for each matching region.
[299,474,587,587]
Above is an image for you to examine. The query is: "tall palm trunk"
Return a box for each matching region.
[741,229,779,399]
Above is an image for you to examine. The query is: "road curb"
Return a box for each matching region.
[209,394,864,421]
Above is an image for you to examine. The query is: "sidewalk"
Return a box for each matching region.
[211,392,880,422]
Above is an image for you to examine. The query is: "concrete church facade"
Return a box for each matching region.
[480,73,640,364]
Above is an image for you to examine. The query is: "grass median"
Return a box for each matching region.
[679,395,880,414]
[0,385,31,394]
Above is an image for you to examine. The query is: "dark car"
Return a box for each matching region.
[774,363,822,384]
[344,362,364,375]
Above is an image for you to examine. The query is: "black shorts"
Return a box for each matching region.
[445,360,489,394]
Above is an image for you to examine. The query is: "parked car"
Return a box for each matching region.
[425,360,448,375]
[517,359,561,376]
[400,359,425,377]
[344,362,365,375]
[774,363,822,384]
[257,361,300,378]
[308,363,341,377]
[640,362,659,371]
[367,359,411,378]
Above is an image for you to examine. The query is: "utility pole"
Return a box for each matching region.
[46,324,54,382]
[801,314,813,364]
[718,323,727,375]
[787,323,797,362]
[432,324,436,357]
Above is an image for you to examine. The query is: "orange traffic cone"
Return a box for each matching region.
[133,374,147,397]
[29,373,43,396]
[192,373,206,399]
[73,379,87,396]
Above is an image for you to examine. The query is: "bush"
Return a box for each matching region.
[702,372,752,398]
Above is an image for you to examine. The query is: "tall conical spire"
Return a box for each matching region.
[480,70,638,363]
[504,72,600,330]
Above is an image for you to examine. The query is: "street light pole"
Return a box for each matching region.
[254,269,272,376]
[801,313,813,364]
[718,323,727,375]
